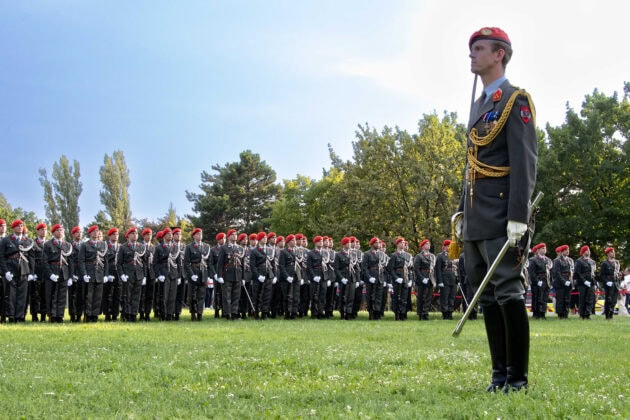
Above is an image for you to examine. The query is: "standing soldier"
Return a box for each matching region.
[68,226,84,322]
[574,245,596,319]
[528,243,551,319]
[139,228,155,321]
[164,228,182,320]
[27,222,47,322]
[350,237,364,318]
[102,227,121,321]
[152,230,166,320]
[414,239,436,321]
[117,227,146,322]
[436,239,457,320]
[306,235,326,319]
[551,245,573,318]
[217,229,242,320]
[334,237,353,319]
[250,232,273,320]
[42,224,72,323]
[0,220,35,322]
[238,233,256,319]
[171,228,186,321]
[322,237,337,319]
[184,228,212,321]
[278,234,299,319]
[379,240,390,318]
[295,234,309,318]
[387,237,408,321]
[362,237,383,320]
[79,225,108,322]
[270,234,284,318]
[600,247,620,320]
[0,219,5,322]
[210,232,225,318]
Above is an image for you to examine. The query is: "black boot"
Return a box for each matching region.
[482,303,507,392]
[500,299,529,393]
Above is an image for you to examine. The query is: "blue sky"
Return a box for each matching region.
[1,0,628,225]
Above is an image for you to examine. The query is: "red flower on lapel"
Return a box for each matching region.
[492,88,502,102]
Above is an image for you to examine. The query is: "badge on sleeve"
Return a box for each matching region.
[520,105,531,123]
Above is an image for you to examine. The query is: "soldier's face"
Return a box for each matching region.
[173,232,181,242]
[288,239,296,247]
[73,231,82,241]
[193,232,202,242]
[607,250,615,259]
[259,237,267,246]
[128,232,138,242]
[110,233,119,242]
[53,228,64,239]
[144,233,152,242]
[164,232,172,242]
[0,224,5,234]
[469,39,503,76]
[250,239,257,247]
[37,227,46,238]
[90,231,99,240]
[537,247,546,256]
[422,243,431,252]
[13,224,23,235]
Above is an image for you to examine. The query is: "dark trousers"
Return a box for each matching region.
[46,278,67,318]
[252,278,272,314]
[214,283,223,313]
[27,279,44,317]
[439,284,456,315]
[222,278,241,317]
[416,282,433,316]
[554,286,571,317]
[280,280,299,315]
[103,278,121,318]
[365,281,383,315]
[5,277,28,319]
[86,281,103,317]
[391,282,408,315]
[577,285,594,318]
[299,282,310,315]
[188,279,206,315]
[309,279,326,317]
[124,277,142,316]
[140,277,155,316]
[603,286,618,318]
[531,283,549,317]
[163,277,178,317]
[175,279,187,315]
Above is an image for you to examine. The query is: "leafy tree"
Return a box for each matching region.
[98,150,131,229]
[536,83,629,264]
[0,193,41,236]
[187,150,281,234]
[38,155,82,239]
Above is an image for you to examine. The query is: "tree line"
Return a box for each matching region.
[1,84,628,265]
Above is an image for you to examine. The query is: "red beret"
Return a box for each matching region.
[216,232,226,241]
[442,239,451,247]
[87,225,99,235]
[295,233,303,240]
[267,231,276,239]
[341,237,351,246]
[172,228,181,235]
[579,245,589,256]
[559,245,569,252]
[162,227,172,234]
[227,229,237,237]
[107,228,119,237]
[532,243,546,253]
[605,247,614,254]
[141,228,152,236]
[156,230,165,240]
[249,233,257,240]
[469,27,511,49]
[256,232,267,241]
[191,228,202,237]
[395,237,404,245]
[36,222,47,230]
[276,235,285,242]
[369,237,379,246]
[323,236,329,241]
[71,226,81,235]
[51,224,62,234]
[350,236,357,242]
[554,246,561,253]
[313,235,323,243]
[237,233,247,242]
[285,234,295,243]
[0,219,5,225]
[125,227,137,238]
[420,239,430,248]
[11,219,24,228]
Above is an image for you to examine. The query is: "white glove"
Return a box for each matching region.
[73,275,78,281]
[27,274,35,281]
[142,277,146,286]
[257,275,265,283]
[334,282,339,288]
[369,277,376,284]
[108,275,115,282]
[83,275,91,283]
[286,276,294,284]
[121,274,128,283]
[5,272,13,281]
[67,278,73,287]
[606,281,613,287]
[395,277,403,284]
[214,273,218,280]
[507,220,528,246]
[241,279,245,286]
[422,278,429,285]
[388,284,394,292]
[326,280,331,287]
[272,277,278,285]
[207,280,214,288]
[300,279,304,286]
[191,274,199,282]
[355,281,359,288]
[407,281,412,288]
[564,281,571,287]
[178,278,182,286]
[341,278,348,285]
[217,277,225,284]
[537,281,543,287]
[584,281,591,288]
[313,276,321,283]
[50,274,59,282]
[33,274,38,280]
[438,282,444,288]
[383,282,389,288]
[158,275,165,282]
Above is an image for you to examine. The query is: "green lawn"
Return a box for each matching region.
[0,312,628,418]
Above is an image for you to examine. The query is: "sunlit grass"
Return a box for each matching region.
[0,311,628,418]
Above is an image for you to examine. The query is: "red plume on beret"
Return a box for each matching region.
[579,245,589,256]
[469,27,511,49]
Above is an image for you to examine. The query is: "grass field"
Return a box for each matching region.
[0,312,628,419]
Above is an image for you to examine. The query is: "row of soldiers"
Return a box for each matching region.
[1,217,623,323]
[526,243,624,320]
